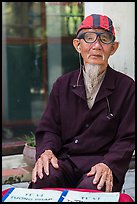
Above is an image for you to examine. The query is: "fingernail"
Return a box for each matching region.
[32,179,36,183]
[93,179,97,184]
[97,186,102,190]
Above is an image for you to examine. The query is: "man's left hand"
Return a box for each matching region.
[87,163,113,192]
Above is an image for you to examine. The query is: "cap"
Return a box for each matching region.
[77,14,115,37]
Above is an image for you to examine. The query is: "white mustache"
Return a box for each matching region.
[87,54,105,61]
[87,54,91,59]
[102,54,105,61]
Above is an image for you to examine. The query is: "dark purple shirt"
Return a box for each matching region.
[35,65,135,184]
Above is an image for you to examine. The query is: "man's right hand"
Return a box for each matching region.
[32,150,59,183]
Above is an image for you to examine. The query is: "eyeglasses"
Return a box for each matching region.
[77,31,115,44]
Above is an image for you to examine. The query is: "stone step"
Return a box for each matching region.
[2,154,33,185]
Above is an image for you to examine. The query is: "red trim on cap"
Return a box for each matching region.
[77,15,93,34]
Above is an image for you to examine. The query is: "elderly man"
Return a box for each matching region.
[29,14,135,192]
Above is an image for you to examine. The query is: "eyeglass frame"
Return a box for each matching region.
[77,31,115,44]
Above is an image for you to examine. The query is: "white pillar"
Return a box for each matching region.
[84,2,135,79]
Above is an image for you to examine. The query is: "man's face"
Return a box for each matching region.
[77,28,116,69]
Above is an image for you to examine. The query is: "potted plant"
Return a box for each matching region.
[23,132,36,167]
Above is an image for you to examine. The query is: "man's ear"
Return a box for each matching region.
[73,39,81,53]
[110,41,119,55]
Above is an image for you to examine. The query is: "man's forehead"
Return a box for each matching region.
[80,28,110,33]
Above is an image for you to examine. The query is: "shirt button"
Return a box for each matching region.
[74,139,79,144]
[85,124,89,128]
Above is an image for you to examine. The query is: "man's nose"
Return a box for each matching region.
[92,37,102,49]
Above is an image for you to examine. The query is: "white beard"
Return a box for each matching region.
[84,63,101,87]
[83,63,105,109]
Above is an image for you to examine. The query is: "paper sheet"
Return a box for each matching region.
[62,190,120,202]
[2,187,120,202]
[2,188,63,202]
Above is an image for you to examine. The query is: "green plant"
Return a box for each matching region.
[24,131,36,147]
[4,175,23,184]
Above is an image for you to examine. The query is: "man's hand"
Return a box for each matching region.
[87,163,113,192]
[32,150,59,183]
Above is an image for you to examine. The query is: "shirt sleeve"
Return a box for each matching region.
[35,79,62,160]
[102,82,135,182]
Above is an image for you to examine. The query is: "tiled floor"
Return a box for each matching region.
[2,154,135,201]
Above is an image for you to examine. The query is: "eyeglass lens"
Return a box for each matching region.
[84,32,114,44]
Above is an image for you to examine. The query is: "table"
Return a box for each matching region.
[2,187,134,202]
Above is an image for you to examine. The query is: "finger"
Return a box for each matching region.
[37,158,44,179]
[93,169,102,184]
[87,166,96,176]
[105,180,112,192]
[96,172,107,190]
[43,156,50,176]
[105,175,113,192]
[50,156,59,169]
[32,164,38,183]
